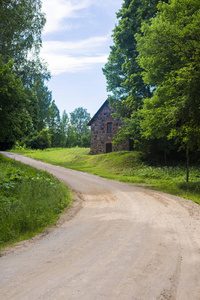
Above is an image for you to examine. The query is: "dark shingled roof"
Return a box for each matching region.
[87,100,108,126]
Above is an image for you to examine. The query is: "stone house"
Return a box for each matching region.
[87,100,129,154]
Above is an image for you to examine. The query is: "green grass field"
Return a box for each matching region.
[0,154,72,250]
[11,147,200,205]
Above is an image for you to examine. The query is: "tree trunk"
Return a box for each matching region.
[164,149,167,166]
[186,154,189,183]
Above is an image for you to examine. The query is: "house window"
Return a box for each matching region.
[106,142,112,153]
[107,122,112,133]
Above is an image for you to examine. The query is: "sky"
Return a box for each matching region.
[40,0,123,118]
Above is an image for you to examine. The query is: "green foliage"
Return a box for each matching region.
[66,126,81,148]
[32,77,52,131]
[59,110,69,147]
[47,100,62,147]
[65,108,91,148]
[103,0,200,178]
[0,0,46,74]
[0,56,32,150]
[66,126,91,148]
[81,132,91,148]
[102,45,127,102]
[24,128,51,150]
[70,107,90,136]
[24,87,39,131]
[136,0,200,154]
[0,0,55,151]
[0,154,71,247]
[16,106,91,150]
[102,0,163,144]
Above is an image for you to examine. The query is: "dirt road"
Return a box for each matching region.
[0,152,200,300]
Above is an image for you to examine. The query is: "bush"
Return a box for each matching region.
[24,128,51,150]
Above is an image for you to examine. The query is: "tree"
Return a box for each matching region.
[64,108,91,148]
[47,100,62,147]
[102,45,128,103]
[81,132,91,148]
[136,0,200,180]
[0,0,46,71]
[60,110,69,147]
[0,0,55,150]
[70,107,90,137]
[66,126,80,148]
[24,87,39,131]
[33,78,53,131]
[0,56,32,149]
[103,0,168,145]
[25,128,51,150]
[18,57,50,89]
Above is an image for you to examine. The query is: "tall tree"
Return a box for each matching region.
[47,100,62,147]
[24,87,39,131]
[136,0,200,179]
[18,57,50,88]
[70,107,90,137]
[60,110,69,147]
[0,0,46,69]
[103,45,128,104]
[65,108,91,148]
[0,56,32,149]
[103,0,169,145]
[0,0,55,150]
[33,78,53,131]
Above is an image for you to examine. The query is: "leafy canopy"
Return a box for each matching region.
[102,0,165,145]
[136,0,200,152]
[0,55,31,149]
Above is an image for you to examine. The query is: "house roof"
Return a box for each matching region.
[87,100,109,126]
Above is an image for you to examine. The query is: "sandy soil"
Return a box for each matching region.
[0,152,200,300]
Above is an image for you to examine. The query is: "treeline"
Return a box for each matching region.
[19,106,91,150]
[0,0,90,150]
[103,0,200,167]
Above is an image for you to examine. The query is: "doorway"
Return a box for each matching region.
[106,142,112,153]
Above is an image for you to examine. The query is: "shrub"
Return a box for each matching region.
[24,129,51,150]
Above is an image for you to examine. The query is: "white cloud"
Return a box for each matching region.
[40,36,110,75]
[42,35,110,54]
[40,1,119,74]
[41,53,108,75]
[42,0,123,35]
[42,0,92,34]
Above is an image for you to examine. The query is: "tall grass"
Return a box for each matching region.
[0,154,72,249]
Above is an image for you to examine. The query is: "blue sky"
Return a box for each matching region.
[40,0,123,117]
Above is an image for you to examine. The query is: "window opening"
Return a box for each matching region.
[107,122,112,133]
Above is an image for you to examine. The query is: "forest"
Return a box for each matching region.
[1,0,200,169]
[0,0,91,151]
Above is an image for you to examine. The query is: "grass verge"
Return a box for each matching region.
[11,147,200,205]
[0,153,72,251]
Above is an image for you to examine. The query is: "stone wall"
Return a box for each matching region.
[89,101,129,154]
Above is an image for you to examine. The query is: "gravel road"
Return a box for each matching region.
[0,152,200,300]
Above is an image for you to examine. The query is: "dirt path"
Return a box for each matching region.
[1,152,200,300]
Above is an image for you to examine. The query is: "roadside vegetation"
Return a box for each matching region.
[11,147,200,205]
[0,154,72,251]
